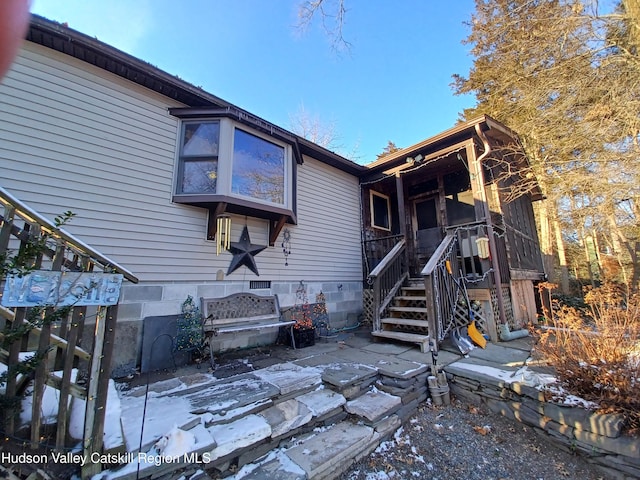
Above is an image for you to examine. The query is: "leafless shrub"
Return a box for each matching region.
[533,283,640,434]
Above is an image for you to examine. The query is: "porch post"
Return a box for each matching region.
[466,143,507,332]
[395,172,408,269]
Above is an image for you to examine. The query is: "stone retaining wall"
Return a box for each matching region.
[447,370,640,479]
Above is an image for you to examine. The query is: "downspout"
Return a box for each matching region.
[474,123,508,327]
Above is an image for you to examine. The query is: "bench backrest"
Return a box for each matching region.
[201,293,280,320]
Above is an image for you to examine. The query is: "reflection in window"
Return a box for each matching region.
[183,123,219,156]
[181,159,218,193]
[370,190,391,231]
[178,122,219,194]
[232,129,285,204]
[444,170,476,225]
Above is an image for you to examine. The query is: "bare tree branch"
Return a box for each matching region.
[296,0,352,53]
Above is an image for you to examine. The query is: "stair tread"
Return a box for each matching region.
[402,286,425,291]
[389,306,428,313]
[381,317,430,327]
[395,296,427,301]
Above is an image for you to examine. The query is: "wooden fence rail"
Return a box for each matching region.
[0,186,137,479]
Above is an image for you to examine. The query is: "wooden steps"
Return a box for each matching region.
[381,318,429,328]
[373,281,431,352]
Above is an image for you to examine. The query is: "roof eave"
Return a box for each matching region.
[26,15,366,175]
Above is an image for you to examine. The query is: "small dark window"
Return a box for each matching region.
[444,170,476,225]
[370,190,391,231]
[250,280,271,289]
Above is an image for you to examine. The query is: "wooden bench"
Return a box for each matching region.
[201,293,296,368]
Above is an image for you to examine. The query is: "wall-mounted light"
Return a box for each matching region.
[414,154,424,163]
[216,214,231,255]
[476,235,490,259]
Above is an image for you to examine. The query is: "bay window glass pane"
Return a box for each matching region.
[232,129,285,204]
[178,121,219,194]
[181,159,217,193]
[182,122,219,156]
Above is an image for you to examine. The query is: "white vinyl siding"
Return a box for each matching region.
[289,156,362,280]
[0,43,362,284]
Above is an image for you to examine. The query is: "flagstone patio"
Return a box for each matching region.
[102,326,536,480]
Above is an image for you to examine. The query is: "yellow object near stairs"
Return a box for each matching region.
[467,321,487,348]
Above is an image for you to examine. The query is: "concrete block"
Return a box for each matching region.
[122,284,163,302]
[162,284,198,301]
[271,283,292,295]
[142,301,180,318]
[196,284,227,299]
[114,302,143,321]
[224,283,244,295]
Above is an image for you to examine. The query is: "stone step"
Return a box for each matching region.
[344,390,402,425]
[371,330,431,352]
[105,352,431,480]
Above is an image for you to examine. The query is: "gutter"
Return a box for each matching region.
[474,123,508,326]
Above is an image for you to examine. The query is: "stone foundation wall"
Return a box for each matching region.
[110,280,363,376]
[447,372,640,479]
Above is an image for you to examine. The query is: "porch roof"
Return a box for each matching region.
[364,115,517,172]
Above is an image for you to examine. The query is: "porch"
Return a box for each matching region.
[360,117,545,353]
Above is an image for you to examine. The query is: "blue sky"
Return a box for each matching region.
[30,0,477,163]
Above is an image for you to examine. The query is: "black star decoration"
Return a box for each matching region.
[226,226,267,276]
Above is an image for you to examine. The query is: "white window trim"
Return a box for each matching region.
[174,118,293,211]
[370,190,392,231]
[229,124,291,209]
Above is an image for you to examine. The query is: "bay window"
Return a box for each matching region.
[170,112,297,244]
